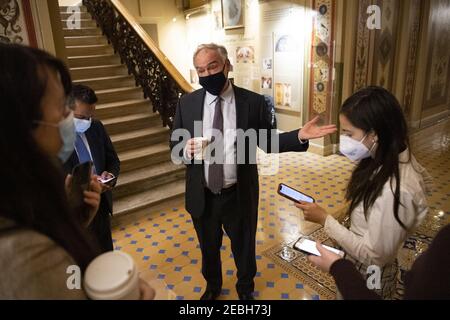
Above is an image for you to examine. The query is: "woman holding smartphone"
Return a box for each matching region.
[295,86,430,299]
[0,44,154,299]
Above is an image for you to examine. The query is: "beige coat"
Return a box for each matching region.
[324,150,429,267]
[0,217,87,299]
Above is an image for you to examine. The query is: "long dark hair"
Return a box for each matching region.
[0,43,99,270]
[341,86,410,229]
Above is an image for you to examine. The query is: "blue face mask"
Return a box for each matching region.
[35,111,76,162]
[58,112,76,162]
[74,117,92,133]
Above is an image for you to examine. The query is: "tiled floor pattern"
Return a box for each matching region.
[112,117,450,300]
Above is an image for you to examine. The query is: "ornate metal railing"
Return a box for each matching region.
[83,0,193,128]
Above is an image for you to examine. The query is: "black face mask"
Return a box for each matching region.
[199,66,227,96]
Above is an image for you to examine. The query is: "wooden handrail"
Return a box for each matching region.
[110,0,193,94]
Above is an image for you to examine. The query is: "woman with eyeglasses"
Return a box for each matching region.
[0,44,153,299]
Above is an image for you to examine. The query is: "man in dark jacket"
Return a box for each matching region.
[170,43,337,300]
[64,85,120,253]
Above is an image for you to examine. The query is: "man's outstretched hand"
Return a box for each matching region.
[299,116,337,141]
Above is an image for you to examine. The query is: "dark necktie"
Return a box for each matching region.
[208,96,224,194]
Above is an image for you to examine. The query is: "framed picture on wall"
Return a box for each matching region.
[221,0,244,29]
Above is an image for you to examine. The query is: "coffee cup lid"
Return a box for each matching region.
[84,251,137,298]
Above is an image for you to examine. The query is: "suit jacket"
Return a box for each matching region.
[64,119,120,214]
[170,85,309,219]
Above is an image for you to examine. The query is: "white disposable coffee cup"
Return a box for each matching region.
[84,251,140,300]
[193,137,209,160]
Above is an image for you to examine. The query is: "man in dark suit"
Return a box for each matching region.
[64,85,120,253]
[170,43,337,300]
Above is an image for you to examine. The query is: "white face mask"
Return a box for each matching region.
[74,118,92,133]
[34,111,76,162]
[339,134,374,161]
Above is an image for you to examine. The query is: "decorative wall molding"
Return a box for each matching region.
[352,0,372,92]
[422,0,450,111]
[308,0,335,124]
[371,0,399,90]
[403,0,423,119]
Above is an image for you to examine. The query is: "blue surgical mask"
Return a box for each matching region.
[35,111,76,162]
[74,117,92,133]
[58,112,76,162]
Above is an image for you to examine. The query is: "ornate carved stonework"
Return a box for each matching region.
[309,0,335,124]
[353,0,372,92]
[403,0,423,118]
[352,0,402,92]
[423,0,450,110]
[0,0,21,43]
[371,0,400,90]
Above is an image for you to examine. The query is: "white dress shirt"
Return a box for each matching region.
[183,82,237,189]
[324,150,429,267]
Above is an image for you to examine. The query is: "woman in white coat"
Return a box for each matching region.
[296,86,430,299]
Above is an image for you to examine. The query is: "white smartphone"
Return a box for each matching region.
[98,175,117,186]
[294,238,344,257]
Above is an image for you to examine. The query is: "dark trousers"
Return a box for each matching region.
[89,200,114,253]
[193,188,257,294]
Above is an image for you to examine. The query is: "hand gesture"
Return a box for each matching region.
[299,116,337,140]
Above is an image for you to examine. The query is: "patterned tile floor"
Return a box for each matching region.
[112,117,450,300]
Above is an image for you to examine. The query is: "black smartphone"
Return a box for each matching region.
[68,161,93,222]
[72,161,93,192]
[277,183,315,203]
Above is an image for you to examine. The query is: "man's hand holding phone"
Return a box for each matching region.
[98,171,117,192]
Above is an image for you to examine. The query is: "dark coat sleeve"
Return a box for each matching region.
[403,224,450,299]
[169,98,187,164]
[98,121,120,183]
[329,259,381,300]
[170,96,194,166]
